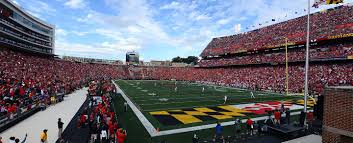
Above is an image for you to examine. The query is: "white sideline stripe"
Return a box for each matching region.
[113,80,312,137]
[112,81,158,136]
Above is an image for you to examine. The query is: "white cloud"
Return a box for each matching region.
[71,31,90,36]
[127,26,142,33]
[95,29,122,40]
[56,28,68,37]
[160,1,182,10]
[217,18,231,25]
[55,39,129,60]
[14,0,56,19]
[195,14,211,21]
[82,0,172,48]
[64,0,86,9]
[56,28,91,37]
[101,40,142,51]
[11,0,19,5]
[77,13,94,23]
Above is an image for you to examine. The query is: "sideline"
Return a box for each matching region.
[112,80,158,136]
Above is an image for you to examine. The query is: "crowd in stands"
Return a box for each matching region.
[78,79,126,143]
[137,62,352,95]
[0,49,126,126]
[199,43,353,67]
[201,5,353,57]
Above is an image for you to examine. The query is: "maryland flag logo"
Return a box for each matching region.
[149,106,250,126]
[326,0,344,4]
[313,0,344,8]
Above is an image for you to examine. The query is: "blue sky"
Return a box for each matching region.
[11,0,353,61]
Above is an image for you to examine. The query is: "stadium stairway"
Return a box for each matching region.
[56,97,90,143]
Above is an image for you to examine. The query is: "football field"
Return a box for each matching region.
[115,80,310,131]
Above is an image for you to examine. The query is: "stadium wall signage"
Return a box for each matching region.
[328,33,353,39]
[266,42,296,49]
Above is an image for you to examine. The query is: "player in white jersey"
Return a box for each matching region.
[224,95,228,104]
[250,91,255,98]
[202,87,205,93]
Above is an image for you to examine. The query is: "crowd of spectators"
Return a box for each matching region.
[0,49,126,125]
[79,79,126,143]
[201,5,353,57]
[136,63,352,95]
[199,43,353,67]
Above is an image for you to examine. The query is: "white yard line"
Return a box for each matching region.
[137,96,286,105]
[140,99,222,106]
[132,95,272,101]
[143,104,225,112]
[114,80,311,137]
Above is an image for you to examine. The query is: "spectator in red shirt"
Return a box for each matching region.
[113,122,118,131]
[79,114,86,128]
[307,112,314,123]
[246,118,254,135]
[274,110,281,125]
[108,121,114,138]
[116,129,127,143]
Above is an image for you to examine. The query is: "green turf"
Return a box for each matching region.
[111,91,301,143]
[115,80,303,130]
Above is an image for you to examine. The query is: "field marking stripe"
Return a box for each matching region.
[112,80,158,136]
[136,96,289,105]
[144,104,225,112]
[140,99,222,106]
[193,82,285,96]
[132,94,284,101]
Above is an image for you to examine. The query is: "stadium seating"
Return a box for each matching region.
[200,5,353,57]
[0,49,126,124]
[199,44,353,67]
